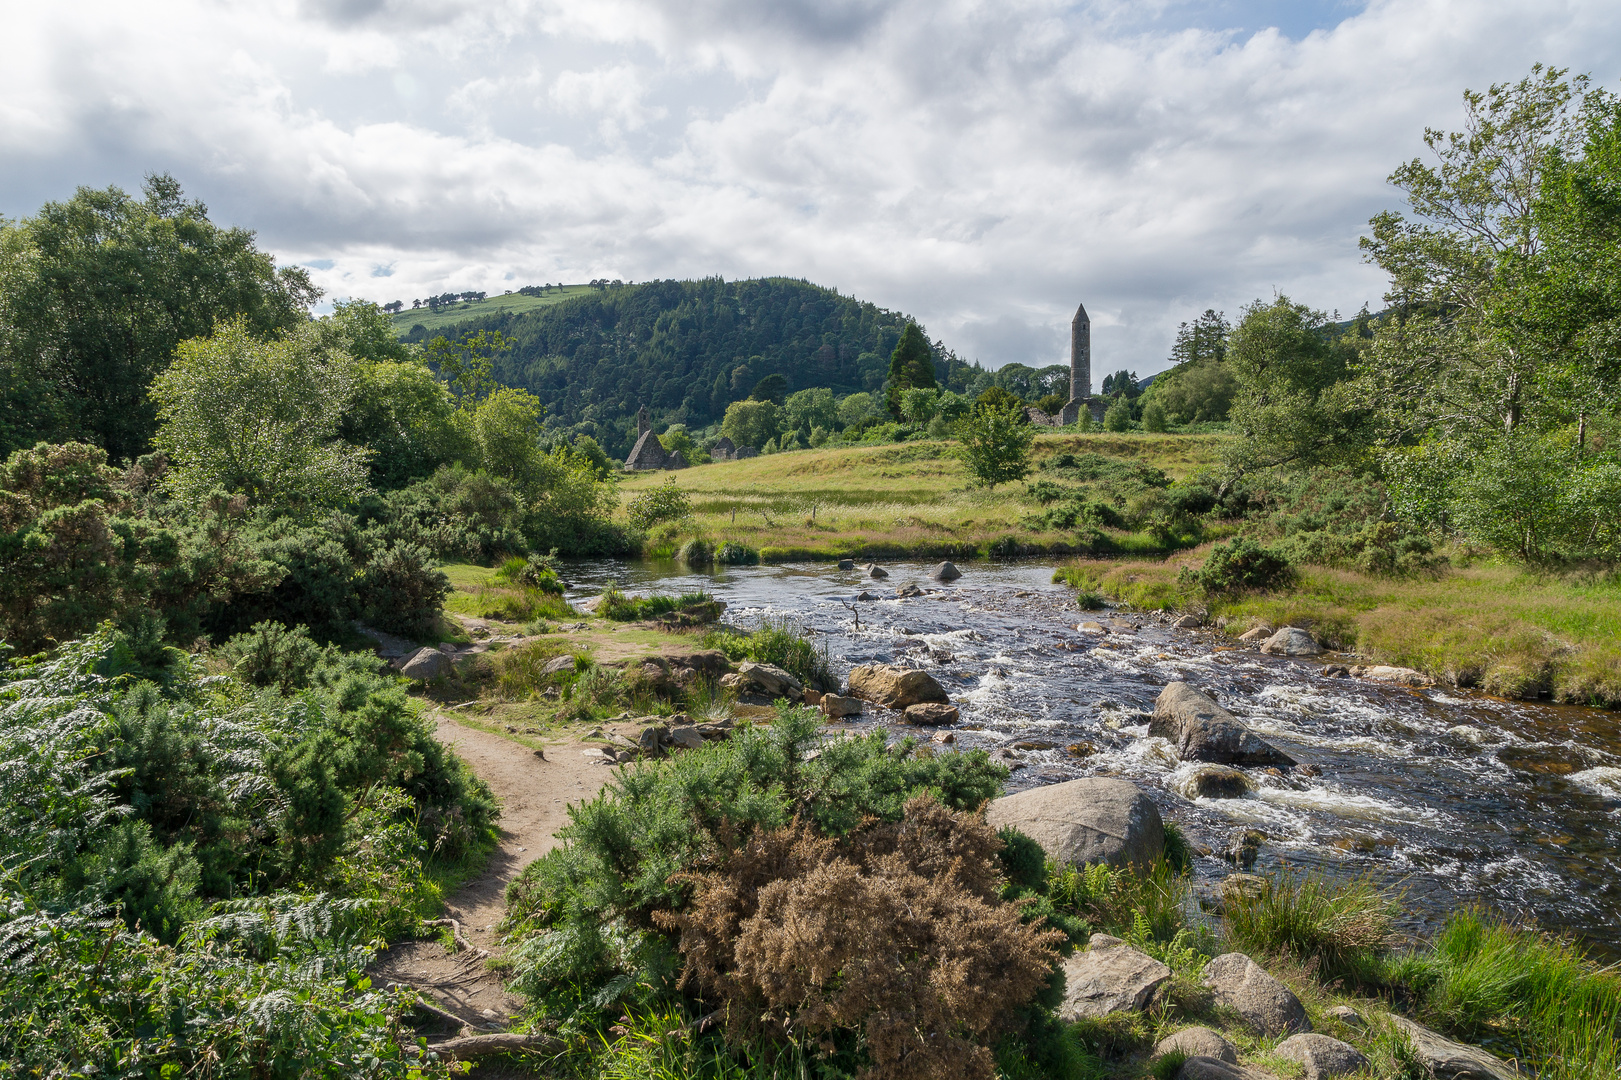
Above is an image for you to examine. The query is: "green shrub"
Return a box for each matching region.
[1102,400,1133,432]
[701,617,833,689]
[491,640,580,700]
[627,477,692,531]
[495,551,566,592]
[1220,864,1396,984]
[503,706,1007,1024]
[677,537,713,566]
[355,540,449,637]
[600,588,722,625]
[1185,537,1295,594]
[714,540,759,565]
[219,620,325,692]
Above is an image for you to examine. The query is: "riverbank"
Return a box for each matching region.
[615,432,1228,561]
[1057,550,1621,708]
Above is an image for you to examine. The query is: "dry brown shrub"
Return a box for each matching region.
[656,796,1064,1080]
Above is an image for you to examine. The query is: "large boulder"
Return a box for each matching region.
[847,664,948,709]
[1389,1016,1520,1080]
[1201,953,1310,1036]
[1177,1060,1275,1080]
[663,650,731,677]
[865,564,889,579]
[1055,940,1170,1021]
[985,778,1164,869]
[398,647,452,681]
[1152,683,1295,767]
[1260,627,1323,657]
[931,561,962,581]
[1154,1027,1238,1065]
[541,655,575,676]
[738,661,803,697]
[1274,1034,1369,1079]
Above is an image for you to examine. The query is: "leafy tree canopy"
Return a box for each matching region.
[0,175,317,461]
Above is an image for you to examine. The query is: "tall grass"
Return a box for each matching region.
[1391,911,1621,1080]
[490,640,581,700]
[700,617,832,689]
[599,587,721,623]
[1219,864,1397,985]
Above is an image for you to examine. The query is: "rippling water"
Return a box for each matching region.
[563,558,1621,959]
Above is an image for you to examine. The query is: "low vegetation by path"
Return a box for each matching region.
[616,432,1228,562]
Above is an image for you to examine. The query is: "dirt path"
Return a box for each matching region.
[368,713,610,1028]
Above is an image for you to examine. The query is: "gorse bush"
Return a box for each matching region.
[657,798,1065,1080]
[1185,537,1295,594]
[503,706,1007,1028]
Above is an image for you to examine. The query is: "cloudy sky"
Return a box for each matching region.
[4,0,1619,376]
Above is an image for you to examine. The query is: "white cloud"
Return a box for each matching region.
[2,0,1619,372]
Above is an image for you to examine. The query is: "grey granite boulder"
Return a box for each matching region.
[738,661,803,697]
[1260,627,1323,656]
[1324,1005,1365,1030]
[985,777,1164,868]
[667,726,705,751]
[398,647,452,681]
[541,655,575,676]
[931,561,962,581]
[865,564,889,579]
[1154,1027,1238,1064]
[1274,1034,1368,1079]
[1201,953,1310,1036]
[1390,1016,1520,1080]
[1177,1060,1275,1080]
[1056,940,1170,1021]
[1152,683,1295,767]
[837,558,856,570]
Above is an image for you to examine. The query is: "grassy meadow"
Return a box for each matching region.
[388,283,600,335]
[616,432,1229,561]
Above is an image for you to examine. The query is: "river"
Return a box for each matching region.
[563,558,1621,959]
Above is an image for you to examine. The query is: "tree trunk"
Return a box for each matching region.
[1504,371,1521,435]
[1578,409,1588,455]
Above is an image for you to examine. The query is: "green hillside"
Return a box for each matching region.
[387,284,598,335]
[395,276,991,458]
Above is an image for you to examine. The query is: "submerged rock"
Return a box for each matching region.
[985,777,1164,869]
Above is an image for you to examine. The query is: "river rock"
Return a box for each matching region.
[738,661,803,697]
[985,777,1164,868]
[931,561,962,581]
[865,564,889,579]
[1078,621,1107,633]
[837,558,856,570]
[1152,683,1295,767]
[1260,627,1323,656]
[638,725,668,757]
[896,583,924,598]
[1351,664,1435,687]
[847,664,948,708]
[1154,1027,1238,1064]
[1390,1016,1520,1080]
[903,702,959,725]
[399,647,453,681]
[1274,1034,1368,1079]
[1177,1060,1275,1080]
[667,726,705,751]
[1056,941,1171,1020]
[1180,765,1251,799]
[1325,1005,1365,1030]
[821,694,863,719]
[1173,614,1203,629]
[541,655,575,676]
[1201,953,1310,1036]
[856,591,877,601]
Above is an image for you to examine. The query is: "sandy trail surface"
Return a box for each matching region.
[367,713,610,1029]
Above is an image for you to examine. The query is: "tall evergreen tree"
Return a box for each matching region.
[885,322,937,419]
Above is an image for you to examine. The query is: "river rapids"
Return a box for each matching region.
[564,559,1621,960]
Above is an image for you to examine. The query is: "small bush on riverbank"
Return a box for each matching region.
[599,586,724,625]
[701,617,833,690]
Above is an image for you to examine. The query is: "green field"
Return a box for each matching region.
[388,284,599,337]
[617,431,1230,561]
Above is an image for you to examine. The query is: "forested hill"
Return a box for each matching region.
[396,277,986,456]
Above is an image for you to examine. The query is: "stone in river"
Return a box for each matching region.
[985,777,1164,869]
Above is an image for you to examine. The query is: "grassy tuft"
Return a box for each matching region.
[1220,864,1396,985]
[700,617,833,690]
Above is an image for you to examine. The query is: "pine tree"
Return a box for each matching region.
[885,323,937,419]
